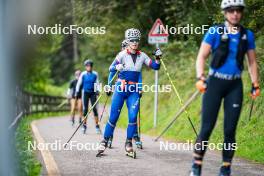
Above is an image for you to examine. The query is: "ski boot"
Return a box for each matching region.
[125,139,136,159]
[82,123,87,134]
[133,136,143,149]
[219,166,231,176]
[79,117,82,125]
[96,139,108,157]
[95,125,102,134]
[189,163,202,176]
[108,136,113,148]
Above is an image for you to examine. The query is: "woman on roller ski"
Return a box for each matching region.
[190,0,260,175]
[67,70,83,126]
[107,39,143,149]
[97,28,162,158]
[76,60,101,134]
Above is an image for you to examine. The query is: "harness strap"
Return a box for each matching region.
[118,79,138,90]
[211,24,248,70]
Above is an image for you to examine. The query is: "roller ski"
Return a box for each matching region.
[95,125,102,134]
[125,140,136,159]
[134,136,143,149]
[96,139,108,157]
[108,136,113,148]
[82,124,87,134]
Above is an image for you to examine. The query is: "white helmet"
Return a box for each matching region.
[125,28,141,40]
[221,0,246,10]
[84,59,93,67]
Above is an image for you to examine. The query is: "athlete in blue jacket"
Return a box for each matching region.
[190,0,260,176]
[98,28,162,155]
[76,60,101,134]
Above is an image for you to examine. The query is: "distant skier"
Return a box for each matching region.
[67,70,83,126]
[76,60,101,134]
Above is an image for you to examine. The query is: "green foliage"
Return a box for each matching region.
[15,116,41,176]
[22,0,264,93]
[256,35,264,85]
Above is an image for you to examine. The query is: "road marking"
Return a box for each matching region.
[31,120,61,176]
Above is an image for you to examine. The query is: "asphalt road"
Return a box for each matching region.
[33,110,264,176]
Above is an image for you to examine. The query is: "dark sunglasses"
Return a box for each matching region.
[129,39,140,43]
[226,7,244,13]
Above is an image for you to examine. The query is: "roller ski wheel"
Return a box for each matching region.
[125,140,136,159]
[82,124,87,134]
[96,139,108,157]
[108,137,113,148]
[126,151,136,159]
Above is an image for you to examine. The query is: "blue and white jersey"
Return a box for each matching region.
[109,49,160,82]
[76,71,100,93]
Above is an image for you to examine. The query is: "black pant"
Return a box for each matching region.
[194,76,243,163]
[82,92,98,117]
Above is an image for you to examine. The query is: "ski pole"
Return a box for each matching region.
[248,99,254,121]
[160,59,198,137]
[154,90,199,141]
[56,99,69,110]
[64,71,119,147]
[99,96,109,122]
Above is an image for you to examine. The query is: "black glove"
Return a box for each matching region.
[139,91,143,98]
[106,91,112,96]
[250,82,260,99]
[152,48,162,60]
[105,85,112,96]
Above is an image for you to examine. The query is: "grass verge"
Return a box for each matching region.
[15,112,68,176]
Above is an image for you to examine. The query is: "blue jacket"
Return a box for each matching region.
[76,71,99,93]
